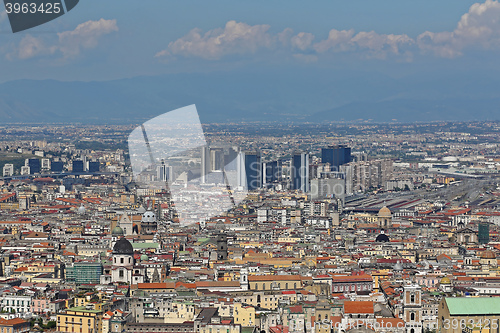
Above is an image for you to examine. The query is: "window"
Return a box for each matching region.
[410,293,415,303]
[410,312,415,321]
[119,270,124,278]
[121,258,124,264]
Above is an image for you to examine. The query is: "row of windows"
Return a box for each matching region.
[2,300,28,306]
[333,284,370,292]
[114,257,132,264]
[57,317,92,324]
[252,282,298,290]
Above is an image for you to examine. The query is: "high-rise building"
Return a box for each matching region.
[156,160,172,182]
[263,160,282,185]
[26,158,40,174]
[310,174,345,201]
[41,158,50,170]
[72,160,84,173]
[291,153,309,192]
[321,145,351,170]
[201,146,210,183]
[340,159,393,194]
[20,166,30,175]
[201,146,239,184]
[237,151,262,191]
[50,161,64,172]
[2,164,13,177]
[210,148,224,171]
[224,147,239,171]
[88,161,100,173]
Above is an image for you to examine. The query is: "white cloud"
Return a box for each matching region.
[313,29,355,53]
[277,27,294,47]
[16,35,55,59]
[58,19,118,58]
[418,0,500,57]
[9,19,118,60]
[157,20,274,60]
[290,32,315,51]
[158,0,500,62]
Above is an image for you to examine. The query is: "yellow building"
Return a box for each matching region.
[56,306,103,333]
[371,270,390,290]
[248,275,303,291]
[164,301,195,323]
[233,303,255,327]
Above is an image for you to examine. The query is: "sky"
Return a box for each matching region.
[0,0,497,82]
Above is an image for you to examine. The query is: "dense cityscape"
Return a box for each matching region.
[0,121,500,333]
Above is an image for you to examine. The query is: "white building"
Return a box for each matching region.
[0,295,32,314]
[2,164,13,177]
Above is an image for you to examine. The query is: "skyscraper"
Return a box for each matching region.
[156,160,172,182]
[26,158,40,174]
[72,160,84,173]
[263,160,282,185]
[291,152,309,192]
[201,146,210,183]
[321,145,351,170]
[237,151,262,191]
[210,148,224,171]
[50,161,64,173]
[201,146,239,184]
[88,161,100,173]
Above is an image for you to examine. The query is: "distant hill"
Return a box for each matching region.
[310,98,500,123]
[1,68,500,124]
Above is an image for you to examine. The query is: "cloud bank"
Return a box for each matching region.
[10,19,118,60]
[157,0,500,62]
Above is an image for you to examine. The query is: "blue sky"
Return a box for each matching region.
[0,0,495,82]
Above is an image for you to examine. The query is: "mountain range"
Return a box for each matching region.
[1,68,499,124]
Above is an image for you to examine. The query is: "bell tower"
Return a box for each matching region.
[216,234,228,260]
[403,284,422,333]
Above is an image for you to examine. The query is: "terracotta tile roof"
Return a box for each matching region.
[344,301,374,314]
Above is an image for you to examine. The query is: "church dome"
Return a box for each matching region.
[378,206,391,217]
[393,261,403,271]
[137,206,146,214]
[77,205,86,215]
[140,254,149,261]
[481,250,496,259]
[111,226,124,236]
[440,277,451,285]
[113,237,133,255]
[376,234,390,242]
[142,211,156,223]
